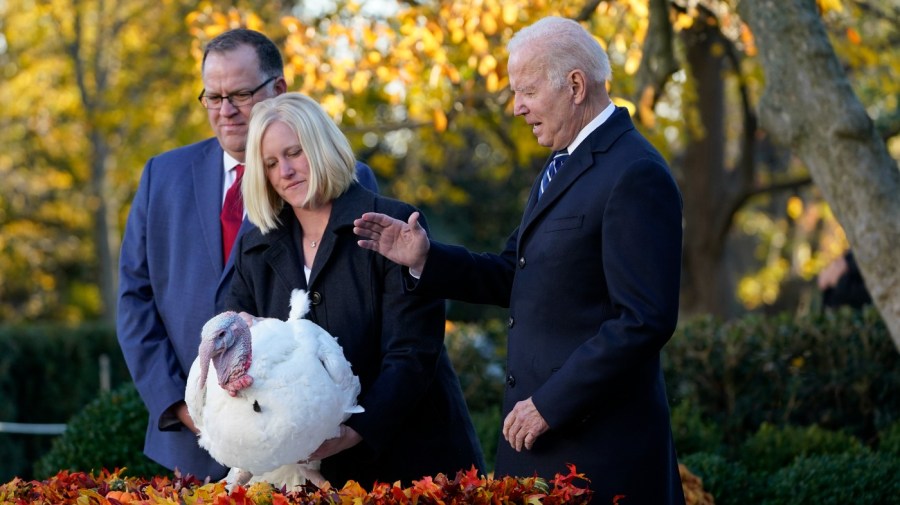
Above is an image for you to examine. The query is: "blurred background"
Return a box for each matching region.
[1,0,899,502]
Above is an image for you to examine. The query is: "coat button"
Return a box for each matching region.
[506,374,516,387]
[310,291,322,305]
[518,256,526,268]
[507,316,514,328]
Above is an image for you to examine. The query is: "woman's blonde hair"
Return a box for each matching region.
[243,93,357,233]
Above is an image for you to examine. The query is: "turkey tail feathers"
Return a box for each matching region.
[288,289,311,320]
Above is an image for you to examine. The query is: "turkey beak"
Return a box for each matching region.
[197,338,215,390]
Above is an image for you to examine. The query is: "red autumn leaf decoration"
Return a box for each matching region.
[0,465,596,504]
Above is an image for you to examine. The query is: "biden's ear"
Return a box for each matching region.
[569,69,588,105]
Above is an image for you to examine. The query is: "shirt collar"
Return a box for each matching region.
[223,152,242,173]
[566,100,617,155]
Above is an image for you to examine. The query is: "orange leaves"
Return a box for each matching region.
[185,0,553,131]
[1,466,595,504]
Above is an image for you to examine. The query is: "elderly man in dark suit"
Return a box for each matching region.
[117,29,377,480]
[354,16,685,504]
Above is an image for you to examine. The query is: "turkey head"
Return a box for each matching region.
[198,311,254,396]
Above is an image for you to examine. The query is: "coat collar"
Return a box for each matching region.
[519,106,635,237]
[241,183,376,289]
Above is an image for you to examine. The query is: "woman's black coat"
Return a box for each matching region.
[227,183,485,487]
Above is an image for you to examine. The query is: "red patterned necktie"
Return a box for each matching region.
[221,164,245,265]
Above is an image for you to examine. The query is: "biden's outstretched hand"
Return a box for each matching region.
[354,211,430,276]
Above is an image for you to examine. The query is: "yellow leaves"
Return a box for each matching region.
[624,0,649,17]
[320,94,347,119]
[623,48,642,75]
[433,108,448,133]
[738,258,790,309]
[672,12,693,31]
[466,30,490,55]
[637,85,657,127]
[350,70,371,94]
[481,11,499,36]
[740,24,757,57]
[502,3,519,25]
[817,0,844,14]
[612,96,636,117]
[485,71,500,92]
[477,54,498,76]
[786,196,804,220]
[179,481,230,504]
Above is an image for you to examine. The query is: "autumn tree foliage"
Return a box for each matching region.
[1,0,898,346]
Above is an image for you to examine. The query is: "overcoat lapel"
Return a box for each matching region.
[249,184,374,291]
[307,184,373,287]
[266,216,309,294]
[518,107,635,247]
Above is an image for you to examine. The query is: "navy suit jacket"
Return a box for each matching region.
[412,108,686,504]
[116,137,377,478]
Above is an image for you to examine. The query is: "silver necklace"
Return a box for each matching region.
[309,240,318,248]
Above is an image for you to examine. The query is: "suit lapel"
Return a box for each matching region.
[192,140,226,275]
[518,107,635,245]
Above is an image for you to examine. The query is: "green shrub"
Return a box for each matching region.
[444,319,506,472]
[669,401,724,456]
[680,452,763,505]
[762,452,900,505]
[444,320,506,413]
[738,422,868,474]
[878,420,900,457]
[0,323,131,481]
[33,382,168,479]
[664,307,900,445]
[470,405,501,472]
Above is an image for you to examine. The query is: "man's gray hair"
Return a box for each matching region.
[507,16,611,89]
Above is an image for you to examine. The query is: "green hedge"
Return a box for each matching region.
[33,381,168,479]
[764,452,900,505]
[0,323,132,482]
[737,422,867,474]
[4,307,900,493]
[664,306,900,445]
[679,452,763,504]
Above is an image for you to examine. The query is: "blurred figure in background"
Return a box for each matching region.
[818,250,872,310]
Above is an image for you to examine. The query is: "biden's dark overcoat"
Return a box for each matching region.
[412,107,686,505]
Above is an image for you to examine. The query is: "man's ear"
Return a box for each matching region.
[569,69,587,104]
[274,76,289,95]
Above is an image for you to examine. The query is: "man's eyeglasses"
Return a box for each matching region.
[198,76,277,110]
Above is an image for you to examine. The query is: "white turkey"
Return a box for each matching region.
[185,289,363,490]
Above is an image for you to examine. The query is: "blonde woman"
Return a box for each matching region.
[227,92,485,486]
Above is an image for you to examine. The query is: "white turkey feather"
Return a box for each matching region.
[186,289,362,489]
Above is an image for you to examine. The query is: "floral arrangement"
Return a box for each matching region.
[0,465,594,505]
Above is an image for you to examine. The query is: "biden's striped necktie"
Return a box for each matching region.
[539,150,569,198]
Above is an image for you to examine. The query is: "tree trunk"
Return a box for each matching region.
[737,0,900,350]
[678,13,755,318]
[91,130,117,324]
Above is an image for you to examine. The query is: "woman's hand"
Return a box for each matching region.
[237,311,262,327]
[307,424,363,460]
